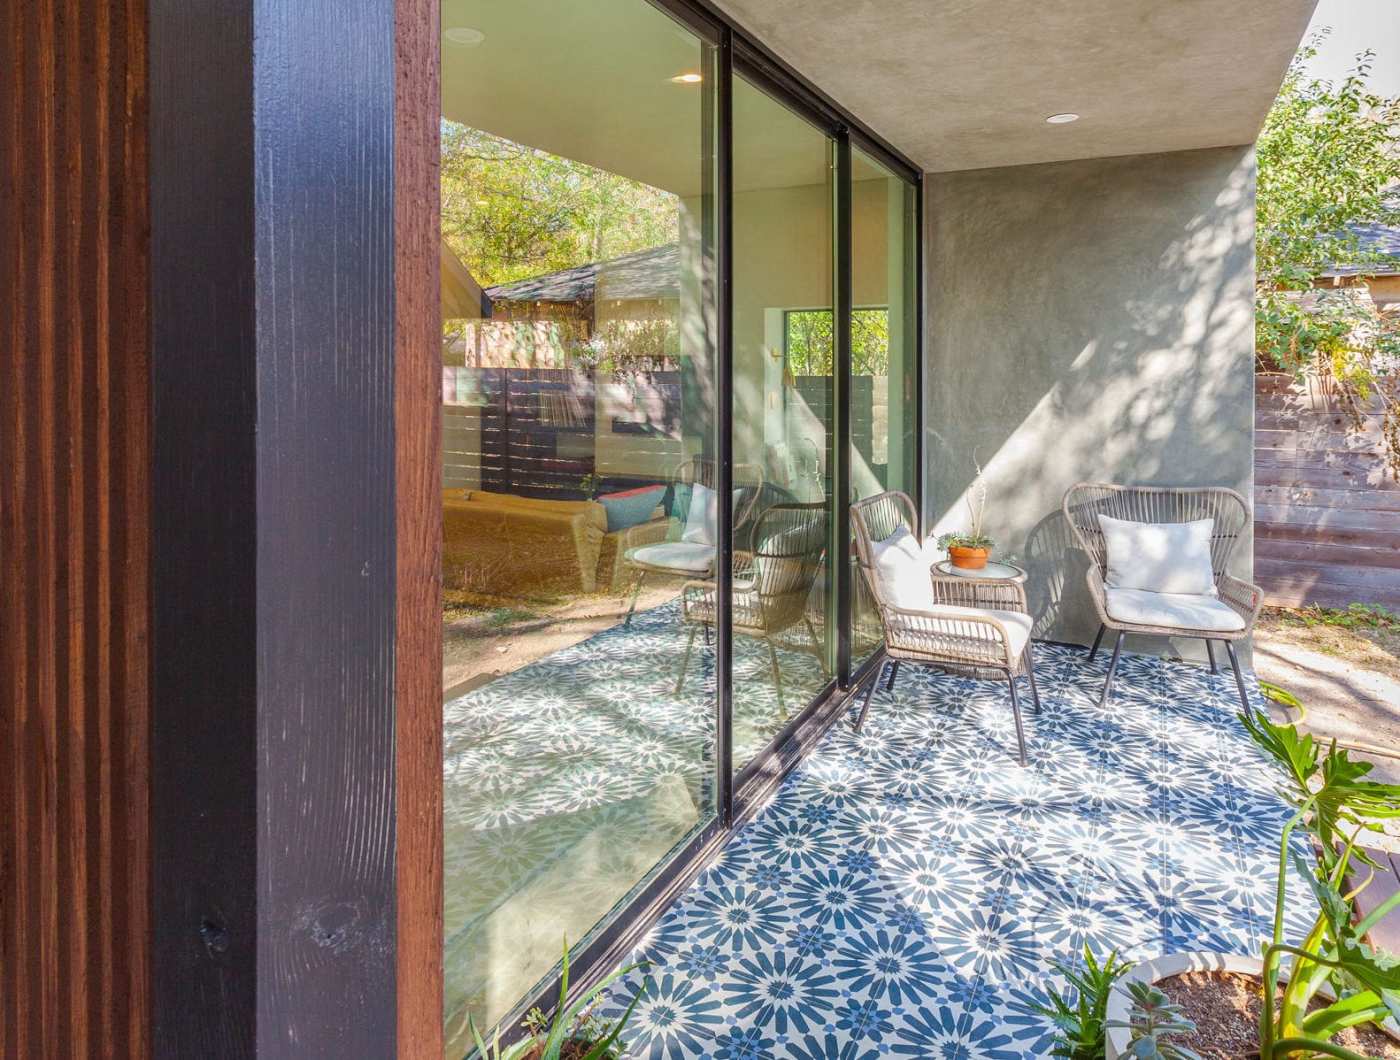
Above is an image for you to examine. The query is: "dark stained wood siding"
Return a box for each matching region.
[0,0,152,1055]
[149,0,403,1050]
[1255,374,1400,610]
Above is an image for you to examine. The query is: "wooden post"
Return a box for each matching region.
[148,0,440,1052]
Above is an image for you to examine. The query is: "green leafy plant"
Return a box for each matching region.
[1240,707,1400,1059]
[1028,945,1133,1058]
[937,531,994,551]
[1255,31,1400,478]
[469,940,647,1060]
[1108,981,1203,1060]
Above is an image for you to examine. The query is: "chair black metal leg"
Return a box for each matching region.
[1224,641,1251,712]
[852,668,879,733]
[675,625,698,694]
[803,617,828,675]
[624,571,646,626]
[884,659,900,692]
[1006,670,1029,767]
[1087,624,1107,663]
[1204,638,1219,674]
[1099,631,1126,707]
[767,639,785,713]
[1024,642,1042,714]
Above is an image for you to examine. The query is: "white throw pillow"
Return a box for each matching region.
[1098,514,1217,596]
[679,486,749,545]
[681,483,716,545]
[869,525,936,612]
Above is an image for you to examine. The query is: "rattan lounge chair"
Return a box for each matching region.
[850,490,1039,765]
[1062,482,1264,710]
[619,456,765,625]
[673,502,828,713]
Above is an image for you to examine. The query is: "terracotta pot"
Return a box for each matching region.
[948,545,990,570]
[1104,951,1400,1059]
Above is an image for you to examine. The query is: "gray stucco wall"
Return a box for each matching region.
[923,145,1256,659]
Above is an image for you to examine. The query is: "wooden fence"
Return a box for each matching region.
[1254,373,1400,609]
[444,369,886,499]
[444,368,684,497]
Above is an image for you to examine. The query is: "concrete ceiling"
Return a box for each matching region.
[712,0,1318,173]
[441,0,892,197]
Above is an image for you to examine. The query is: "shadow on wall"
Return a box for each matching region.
[924,146,1257,654]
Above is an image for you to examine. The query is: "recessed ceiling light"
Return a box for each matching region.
[445,27,485,46]
[670,72,703,84]
[1045,112,1080,124]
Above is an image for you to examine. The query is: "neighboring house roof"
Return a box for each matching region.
[484,243,679,304]
[1320,208,1400,278]
[441,239,491,318]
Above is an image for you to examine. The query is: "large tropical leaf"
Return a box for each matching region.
[1240,708,1318,802]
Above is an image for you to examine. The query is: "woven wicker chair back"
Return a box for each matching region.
[673,455,765,538]
[750,502,828,629]
[1061,483,1250,581]
[850,490,918,615]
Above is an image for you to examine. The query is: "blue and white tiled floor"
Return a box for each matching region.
[602,643,1309,1059]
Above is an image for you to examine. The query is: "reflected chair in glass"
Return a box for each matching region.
[619,456,764,625]
[1062,482,1262,709]
[850,490,1039,766]
[674,502,829,713]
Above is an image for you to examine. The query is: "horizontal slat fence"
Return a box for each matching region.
[1254,373,1399,609]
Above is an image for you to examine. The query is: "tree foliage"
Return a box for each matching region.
[441,121,679,288]
[785,308,891,377]
[1256,31,1400,475]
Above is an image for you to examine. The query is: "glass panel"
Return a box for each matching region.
[850,148,918,669]
[729,75,836,772]
[439,2,718,1050]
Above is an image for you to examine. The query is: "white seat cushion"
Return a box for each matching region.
[928,604,1033,660]
[870,525,936,611]
[1099,514,1217,596]
[629,541,715,574]
[1104,587,1245,632]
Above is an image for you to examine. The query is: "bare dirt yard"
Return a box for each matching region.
[1254,603,1400,784]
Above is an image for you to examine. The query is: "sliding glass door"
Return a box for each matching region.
[438,1,719,1051]
[850,148,920,671]
[728,72,838,774]
[436,4,919,1051]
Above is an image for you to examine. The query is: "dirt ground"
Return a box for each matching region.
[1254,604,1400,786]
[442,580,681,697]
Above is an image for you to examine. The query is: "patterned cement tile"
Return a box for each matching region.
[443,599,829,1045]
[602,643,1310,1060]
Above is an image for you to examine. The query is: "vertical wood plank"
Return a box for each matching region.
[150,0,402,1052]
[0,0,151,1054]
[396,0,444,1052]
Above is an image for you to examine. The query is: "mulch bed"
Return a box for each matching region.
[521,1040,611,1060]
[1158,971,1400,1058]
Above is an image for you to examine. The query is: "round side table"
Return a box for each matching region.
[932,559,1027,586]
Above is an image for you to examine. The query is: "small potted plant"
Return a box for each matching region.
[937,456,994,569]
[937,530,996,570]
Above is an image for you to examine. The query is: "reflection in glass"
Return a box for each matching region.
[850,148,919,669]
[729,75,836,770]
[438,1,717,1050]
